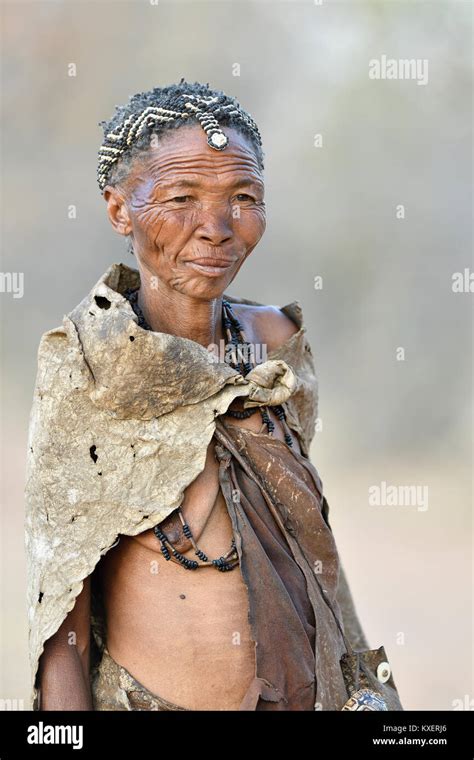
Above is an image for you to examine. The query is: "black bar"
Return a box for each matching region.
[0,710,472,758]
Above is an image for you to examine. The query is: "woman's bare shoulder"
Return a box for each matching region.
[231,302,300,355]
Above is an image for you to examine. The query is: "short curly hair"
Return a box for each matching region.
[97,78,265,194]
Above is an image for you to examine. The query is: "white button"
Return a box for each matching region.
[377,661,391,683]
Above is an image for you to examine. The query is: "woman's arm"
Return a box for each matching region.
[37,575,93,711]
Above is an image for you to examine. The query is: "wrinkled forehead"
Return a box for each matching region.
[127,124,264,193]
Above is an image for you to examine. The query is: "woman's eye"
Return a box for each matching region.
[235,194,255,202]
[168,196,191,203]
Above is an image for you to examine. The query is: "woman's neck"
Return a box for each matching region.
[136,275,226,349]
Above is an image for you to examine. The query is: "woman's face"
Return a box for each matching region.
[104,124,266,301]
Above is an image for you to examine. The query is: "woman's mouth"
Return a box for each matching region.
[185,258,235,276]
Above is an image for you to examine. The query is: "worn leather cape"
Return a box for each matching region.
[24,262,400,711]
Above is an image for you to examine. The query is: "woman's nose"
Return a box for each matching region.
[196,206,234,245]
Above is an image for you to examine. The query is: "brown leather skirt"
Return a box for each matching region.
[92,647,191,711]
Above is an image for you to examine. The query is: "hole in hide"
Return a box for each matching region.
[94,296,111,310]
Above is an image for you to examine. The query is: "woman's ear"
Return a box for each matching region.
[103,185,132,238]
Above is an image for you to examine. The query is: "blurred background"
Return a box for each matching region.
[0,0,472,710]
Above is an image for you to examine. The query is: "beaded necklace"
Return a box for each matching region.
[221,299,294,448]
[123,287,293,572]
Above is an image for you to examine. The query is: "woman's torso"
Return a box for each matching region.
[95,306,303,711]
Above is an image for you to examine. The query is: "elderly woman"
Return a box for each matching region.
[25,80,402,711]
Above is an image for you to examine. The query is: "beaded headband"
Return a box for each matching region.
[97,91,263,193]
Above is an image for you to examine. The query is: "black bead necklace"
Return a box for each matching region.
[154,514,239,572]
[222,299,294,448]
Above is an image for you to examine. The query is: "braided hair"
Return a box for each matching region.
[97,78,264,194]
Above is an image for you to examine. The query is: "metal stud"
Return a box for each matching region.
[376,661,391,684]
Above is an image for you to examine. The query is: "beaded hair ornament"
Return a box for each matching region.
[97,81,263,193]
